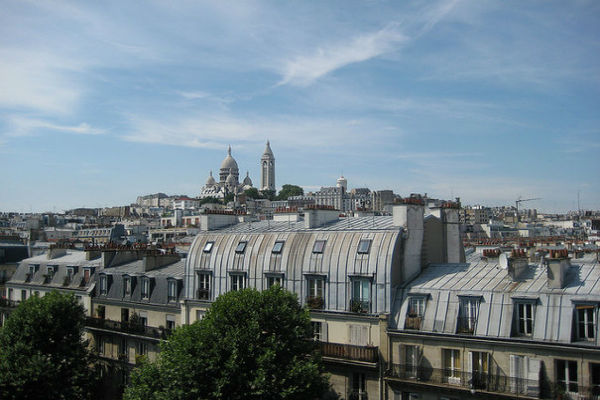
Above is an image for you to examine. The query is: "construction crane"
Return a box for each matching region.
[515,197,541,226]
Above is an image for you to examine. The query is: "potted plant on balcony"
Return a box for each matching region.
[350,299,368,313]
[306,296,324,309]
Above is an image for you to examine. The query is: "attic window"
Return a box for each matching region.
[203,242,214,253]
[235,241,247,254]
[141,277,150,299]
[123,276,132,296]
[99,274,108,295]
[168,280,178,301]
[357,239,372,254]
[312,240,326,254]
[272,241,284,254]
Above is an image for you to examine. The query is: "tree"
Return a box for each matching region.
[0,291,97,400]
[199,196,222,205]
[243,187,262,200]
[125,286,329,400]
[276,184,304,201]
[260,189,276,201]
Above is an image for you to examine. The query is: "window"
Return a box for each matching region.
[97,336,105,355]
[66,266,77,280]
[266,274,283,289]
[556,359,578,394]
[83,268,92,284]
[46,266,56,282]
[405,296,426,330]
[119,338,128,358]
[21,290,27,302]
[509,355,540,396]
[351,278,370,313]
[457,297,480,334]
[96,305,105,319]
[197,273,211,299]
[203,241,214,253]
[121,308,129,323]
[349,324,369,346]
[123,276,132,296]
[168,280,178,301]
[272,241,284,254]
[591,363,600,398]
[141,278,150,299]
[137,341,147,356]
[166,315,175,331]
[357,239,371,254]
[404,345,420,379]
[575,304,596,340]
[235,241,247,254]
[306,276,325,309]
[312,321,322,341]
[230,274,246,291]
[351,372,367,400]
[515,302,535,336]
[99,275,107,295]
[139,312,148,327]
[312,240,326,254]
[443,349,461,384]
[470,351,490,390]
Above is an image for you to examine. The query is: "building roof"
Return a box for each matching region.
[392,251,600,344]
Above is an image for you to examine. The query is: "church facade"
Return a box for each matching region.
[199,142,275,199]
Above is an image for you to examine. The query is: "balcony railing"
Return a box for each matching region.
[387,364,544,397]
[350,299,370,314]
[85,317,172,340]
[0,298,20,308]
[319,342,378,363]
[348,390,368,400]
[196,288,210,300]
[306,296,324,310]
[404,316,422,330]
[456,317,476,334]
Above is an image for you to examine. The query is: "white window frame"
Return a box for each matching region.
[235,241,247,254]
[311,321,322,341]
[307,276,324,298]
[230,273,246,291]
[99,274,107,295]
[312,240,326,254]
[123,276,132,296]
[516,302,535,336]
[167,280,177,301]
[556,359,578,394]
[575,304,597,341]
[197,272,211,299]
[266,274,283,289]
[458,296,480,334]
[141,277,150,299]
[352,372,367,400]
[443,349,461,383]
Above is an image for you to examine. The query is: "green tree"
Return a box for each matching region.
[243,187,262,199]
[125,286,329,400]
[0,291,97,400]
[223,193,235,204]
[276,184,304,201]
[199,196,222,205]
[260,189,276,201]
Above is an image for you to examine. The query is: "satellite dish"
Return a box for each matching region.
[499,253,509,270]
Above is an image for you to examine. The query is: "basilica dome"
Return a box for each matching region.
[220,145,239,171]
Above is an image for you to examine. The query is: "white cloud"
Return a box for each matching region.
[7,117,105,137]
[278,26,407,87]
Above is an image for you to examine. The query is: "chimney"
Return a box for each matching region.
[143,253,180,272]
[304,207,339,229]
[546,249,571,289]
[504,249,529,281]
[393,203,424,281]
[47,247,66,259]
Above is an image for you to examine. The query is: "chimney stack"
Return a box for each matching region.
[546,249,571,289]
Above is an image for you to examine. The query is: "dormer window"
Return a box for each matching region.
[513,300,536,337]
[574,304,597,341]
[357,239,372,254]
[123,276,132,296]
[141,277,150,300]
[272,241,285,254]
[203,242,214,253]
[168,280,178,301]
[83,267,94,284]
[312,240,326,254]
[66,266,78,280]
[405,296,427,330]
[99,274,108,295]
[457,296,481,335]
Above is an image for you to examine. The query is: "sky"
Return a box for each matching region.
[0,0,599,213]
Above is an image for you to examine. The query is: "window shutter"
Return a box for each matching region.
[467,351,473,374]
[526,357,540,397]
[321,321,328,342]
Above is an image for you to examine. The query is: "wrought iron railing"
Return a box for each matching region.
[456,317,476,334]
[85,317,171,339]
[196,288,210,300]
[348,390,368,400]
[319,342,378,363]
[0,298,19,308]
[350,299,370,314]
[306,296,324,310]
[404,316,422,330]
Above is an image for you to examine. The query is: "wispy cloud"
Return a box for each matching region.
[7,117,105,137]
[278,26,407,87]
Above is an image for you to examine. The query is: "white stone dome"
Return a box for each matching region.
[206,171,216,186]
[220,145,239,171]
[226,169,236,185]
[243,171,252,186]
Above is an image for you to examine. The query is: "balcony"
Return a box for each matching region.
[306,296,324,310]
[350,299,370,314]
[85,317,172,340]
[387,364,545,398]
[319,342,378,364]
[0,298,19,309]
[404,316,422,330]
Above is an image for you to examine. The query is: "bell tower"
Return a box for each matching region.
[260,140,275,191]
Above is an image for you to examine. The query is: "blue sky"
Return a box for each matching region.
[1,0,598,213]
